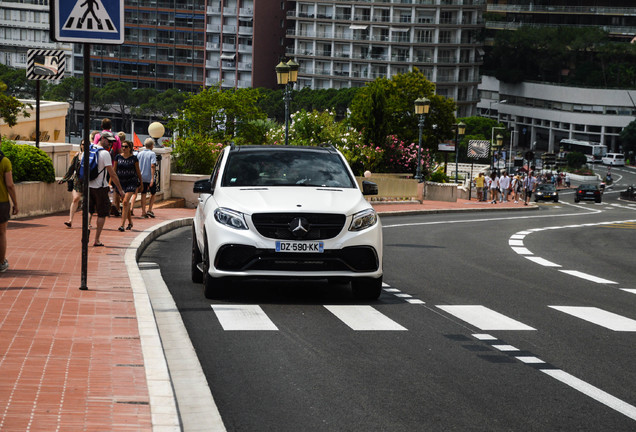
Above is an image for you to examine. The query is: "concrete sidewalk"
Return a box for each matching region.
[0,197,536,431]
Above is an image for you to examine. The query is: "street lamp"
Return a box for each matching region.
[414,97,430,182]
[148,121,165,147]
[275,59,299,145]
[490,126,505,171]
[454,121,466,184]
[492,134,503,171]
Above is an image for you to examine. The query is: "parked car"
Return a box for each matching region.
[574,183,602,203]
[534,183,559,202]
[602,153,625,166]
[191,144,383,300]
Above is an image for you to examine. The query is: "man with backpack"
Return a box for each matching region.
[88,131,124,247]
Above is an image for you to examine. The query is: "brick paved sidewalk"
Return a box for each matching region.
[0,207,193,431]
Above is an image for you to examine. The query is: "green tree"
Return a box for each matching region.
[0,64,41,98]
[348,69,454,148]
[619,119,636,161]
[94,81,135,131]
[0,81,29,128]
[169,84,265,143]
[134,88,188,120]
[43,76,84,135]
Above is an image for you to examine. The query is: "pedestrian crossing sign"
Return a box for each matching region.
[50,0,124,44]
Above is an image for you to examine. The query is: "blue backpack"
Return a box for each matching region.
[79,145,105,181]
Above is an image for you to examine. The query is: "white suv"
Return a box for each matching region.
[191,145,383,299]
[602,153,625,166]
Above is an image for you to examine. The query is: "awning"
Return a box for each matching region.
[220,53,236,60]
[349,25,368,30]
[391,27,409,32]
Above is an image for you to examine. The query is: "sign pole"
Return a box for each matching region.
[80,43,91,291]
[35,81,41,148]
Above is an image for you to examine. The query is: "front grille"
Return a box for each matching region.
[251,213,346,240]
[215,245,379,273]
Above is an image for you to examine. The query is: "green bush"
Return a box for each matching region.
[0,138,55,183]
[429,168,450,183]
[566,151,587,169]
[170,134,224,174]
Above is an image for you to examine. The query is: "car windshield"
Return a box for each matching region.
[538,184,556,191]
[580,184,597,190]
[221,148,357,188]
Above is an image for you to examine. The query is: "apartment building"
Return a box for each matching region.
[479,0,636,152]
[285,0,486,117]
[0,0,73,76]
[82,0,206,92]
[205,0,288,89]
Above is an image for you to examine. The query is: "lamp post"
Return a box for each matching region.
[148,121,165,147]
[454,121,466,184]
[414,97,430,182]
[490,126,505,171]
[491,134,503,171]
[275,59,299,145]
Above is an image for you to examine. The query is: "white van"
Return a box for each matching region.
[602,153,625,166]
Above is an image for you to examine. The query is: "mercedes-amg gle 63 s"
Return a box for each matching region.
[191,145,383,300]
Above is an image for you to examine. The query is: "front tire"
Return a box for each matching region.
[191,225,203,283]
[352,276,383,300]
[202,239,227,299]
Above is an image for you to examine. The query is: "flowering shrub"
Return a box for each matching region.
[266,109,439,177]
[378,135,433,177]
[170,135,224,174]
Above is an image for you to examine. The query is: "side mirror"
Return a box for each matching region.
[362,180,378,196]
[193,179,213,194]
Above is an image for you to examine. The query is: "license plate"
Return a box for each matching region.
[275,241,324,253]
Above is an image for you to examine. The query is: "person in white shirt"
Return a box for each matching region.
[489,172,499,204]
[499,171,511,202]
[89,132,124,247]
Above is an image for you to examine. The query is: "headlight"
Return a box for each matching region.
[349,208,377,231]
[214,208,248,230]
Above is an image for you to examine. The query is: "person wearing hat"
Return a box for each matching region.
[89,131,124,247]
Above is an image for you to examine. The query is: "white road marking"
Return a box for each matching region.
[324,305,407,331]
[524,256,561,267]
[542,369,636,421]
[549,306,636,331]
[621,289,636,295]
[383,288,400,293]
[211,305,278,331]
[511,247,533,255]
[557,270,617,284]
[437,305,536,331]
[516,356,544,364]
[472,333,497,341]
[508,239,525,246]
[492,345,519,352]
[406,299,425,304]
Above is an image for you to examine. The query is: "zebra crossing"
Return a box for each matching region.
[208,286,636,333]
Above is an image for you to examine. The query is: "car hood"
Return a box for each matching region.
[214,186,372,216]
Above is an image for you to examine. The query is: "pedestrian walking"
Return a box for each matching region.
[59,141,85,228]
[0,149,18,272]
[474,172,485,201]
[499,171,511,202]
[523,171,537,206]
[89,132,124,247]
[490,172,499,204]
[113,140,142,232]
[137,138,157,218]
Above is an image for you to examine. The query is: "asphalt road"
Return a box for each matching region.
[140,169,636,431]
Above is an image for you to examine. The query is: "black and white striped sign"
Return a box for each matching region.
[467,140,491,159]
[26,49,66,80]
